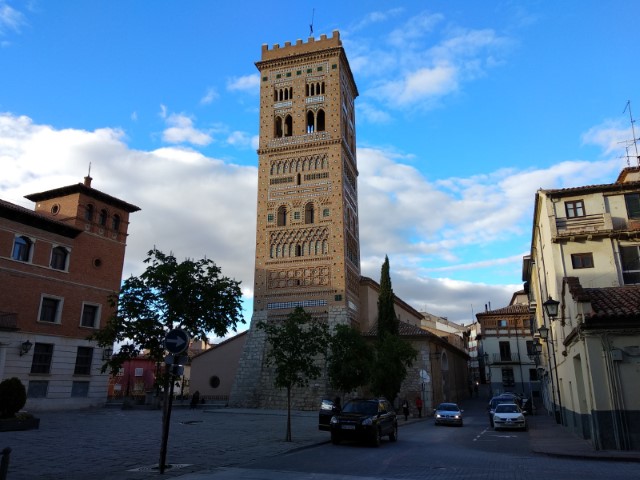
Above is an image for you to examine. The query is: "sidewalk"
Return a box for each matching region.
[528,409,640,462]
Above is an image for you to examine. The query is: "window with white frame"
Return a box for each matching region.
[38,295,63,324]
[50,246,69,270]
[620,245,640,284]
[80,303,101,328]
[12,235,33,262]
[30,343,54,374]
[565,200,585,218]
[74,346,94,375]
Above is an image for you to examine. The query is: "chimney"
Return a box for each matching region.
[84,175,92,187]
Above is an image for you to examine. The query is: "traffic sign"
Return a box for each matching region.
[164,329,190,354]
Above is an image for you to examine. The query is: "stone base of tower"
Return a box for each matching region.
[228,306,353,410]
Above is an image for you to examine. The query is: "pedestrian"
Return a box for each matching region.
[402,399,409,421]
[190,390,200,409]
[415,396,423,418]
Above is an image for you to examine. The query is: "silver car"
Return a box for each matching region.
[434,402,463,427]
[492,403,527,431]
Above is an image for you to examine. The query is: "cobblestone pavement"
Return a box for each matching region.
[2,397,638,480]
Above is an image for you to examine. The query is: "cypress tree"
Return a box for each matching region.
[377,255,399,337]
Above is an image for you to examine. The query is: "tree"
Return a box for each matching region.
[258,307,329,441]
[371,255,417,403]
[327,324,374,396]
[377,255,398,337]
[370,333,417,403]
[90,248,244,375]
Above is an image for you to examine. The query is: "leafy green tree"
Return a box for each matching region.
[90,248,244,375]
[377,255,398,337]
[370,255,417,403]
[327,324,374,396]
[0,377,27,418]
[370,333,417,402]
[258,307,329,441]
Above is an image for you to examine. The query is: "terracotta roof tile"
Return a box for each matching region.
[583,286,640,323]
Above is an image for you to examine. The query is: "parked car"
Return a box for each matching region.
[318,398,340,431]
[488,394,521,426]
[492,403,527,431]
[433,403,464,427]
[329,398,398,446]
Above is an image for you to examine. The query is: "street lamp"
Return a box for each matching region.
[102,346,114,361]
[539,296,563,424]
[19,340,33,356]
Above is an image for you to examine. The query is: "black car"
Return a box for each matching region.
[329,398,398,446]
[318,398,340,431]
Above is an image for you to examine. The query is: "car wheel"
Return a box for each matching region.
[389,424,398,442]
[331,432,341,445]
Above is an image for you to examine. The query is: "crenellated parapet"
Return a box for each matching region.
[260,30,342,61]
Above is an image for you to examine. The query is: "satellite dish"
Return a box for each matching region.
[419,370,431,383]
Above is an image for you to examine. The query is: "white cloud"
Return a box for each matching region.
[200,87,218,105]
[161,110,212,146]
[0,2,26,36]
[582,120,635,156]
[227,74,260,93]
[0,114,626,324]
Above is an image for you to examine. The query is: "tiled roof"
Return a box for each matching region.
[543,179,640,198]
[476,304,530,317]
[582,286,640,324]
[0,198,82,238]
[25,183,140,213]
[363,320,433,338]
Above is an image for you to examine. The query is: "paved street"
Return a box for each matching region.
[1,395,638,480]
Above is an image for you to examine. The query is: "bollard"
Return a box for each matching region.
[0,447,11,480]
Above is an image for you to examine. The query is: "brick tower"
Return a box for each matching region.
[230,31,360,408]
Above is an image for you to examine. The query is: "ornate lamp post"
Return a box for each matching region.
[540,296,563,424]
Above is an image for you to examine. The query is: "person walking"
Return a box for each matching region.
[190,390,200,409]
[415,396,423,418]
[402,399,409,421]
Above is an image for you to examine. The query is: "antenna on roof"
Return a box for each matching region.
[623,100,640,167]
[87,162,92,177]
[309,8,315,36]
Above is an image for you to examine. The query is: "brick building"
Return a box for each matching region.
[0,175,139,411]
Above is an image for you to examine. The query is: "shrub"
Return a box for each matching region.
[0,377,27,418]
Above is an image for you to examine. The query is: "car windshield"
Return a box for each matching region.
[495,404,519,413]
[436,404,459,412]
[342,401,378,415]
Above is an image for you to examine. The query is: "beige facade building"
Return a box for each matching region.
[525,166,640,450]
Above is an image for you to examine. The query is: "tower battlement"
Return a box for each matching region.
[260,30,342,61]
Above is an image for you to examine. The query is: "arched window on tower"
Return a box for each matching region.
[295,245,302,257]
[305,203,315,224]
[306,111,315,134]
[111,214,121,232]
[317,109,325,132]
[277,206,287,226]
[98,209,108,227]
[322,240,328,254]
[275,116,283,138]
[85,204,94,222]
[284,115,293,137]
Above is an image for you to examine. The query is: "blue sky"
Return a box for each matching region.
[1,1,638,331]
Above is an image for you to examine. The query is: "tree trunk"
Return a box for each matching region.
[285,386,292,442]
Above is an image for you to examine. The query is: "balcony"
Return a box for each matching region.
[490,353,522,364]
[552,213,614,242]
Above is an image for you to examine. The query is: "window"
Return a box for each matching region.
[71,381,90,397]
[625,193,640,219]
[565,200,585,218]
[12,235,32,262]
[305,203,315,224]
[277,206,287,226]
[317,109,325,131]
[323,208,330,217]
[111,214,121,231]
[74,346,94,375]
[620,245,640,284]
[267,214,274,222]
[499,341,511,361]
[501,368,515,387]
[526,340,535,355]
[98,209,107,227]
[50,246,68,270]
[27,380,49,398]
[39,296,62,324]
[85,203,94,222]
[134,368,144,377]
[30,343,54,374]
[498,319,508,327]
[529,369,539,382]
[571,253,594,269]
[294,211,301,220]
[81,303,100,328]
